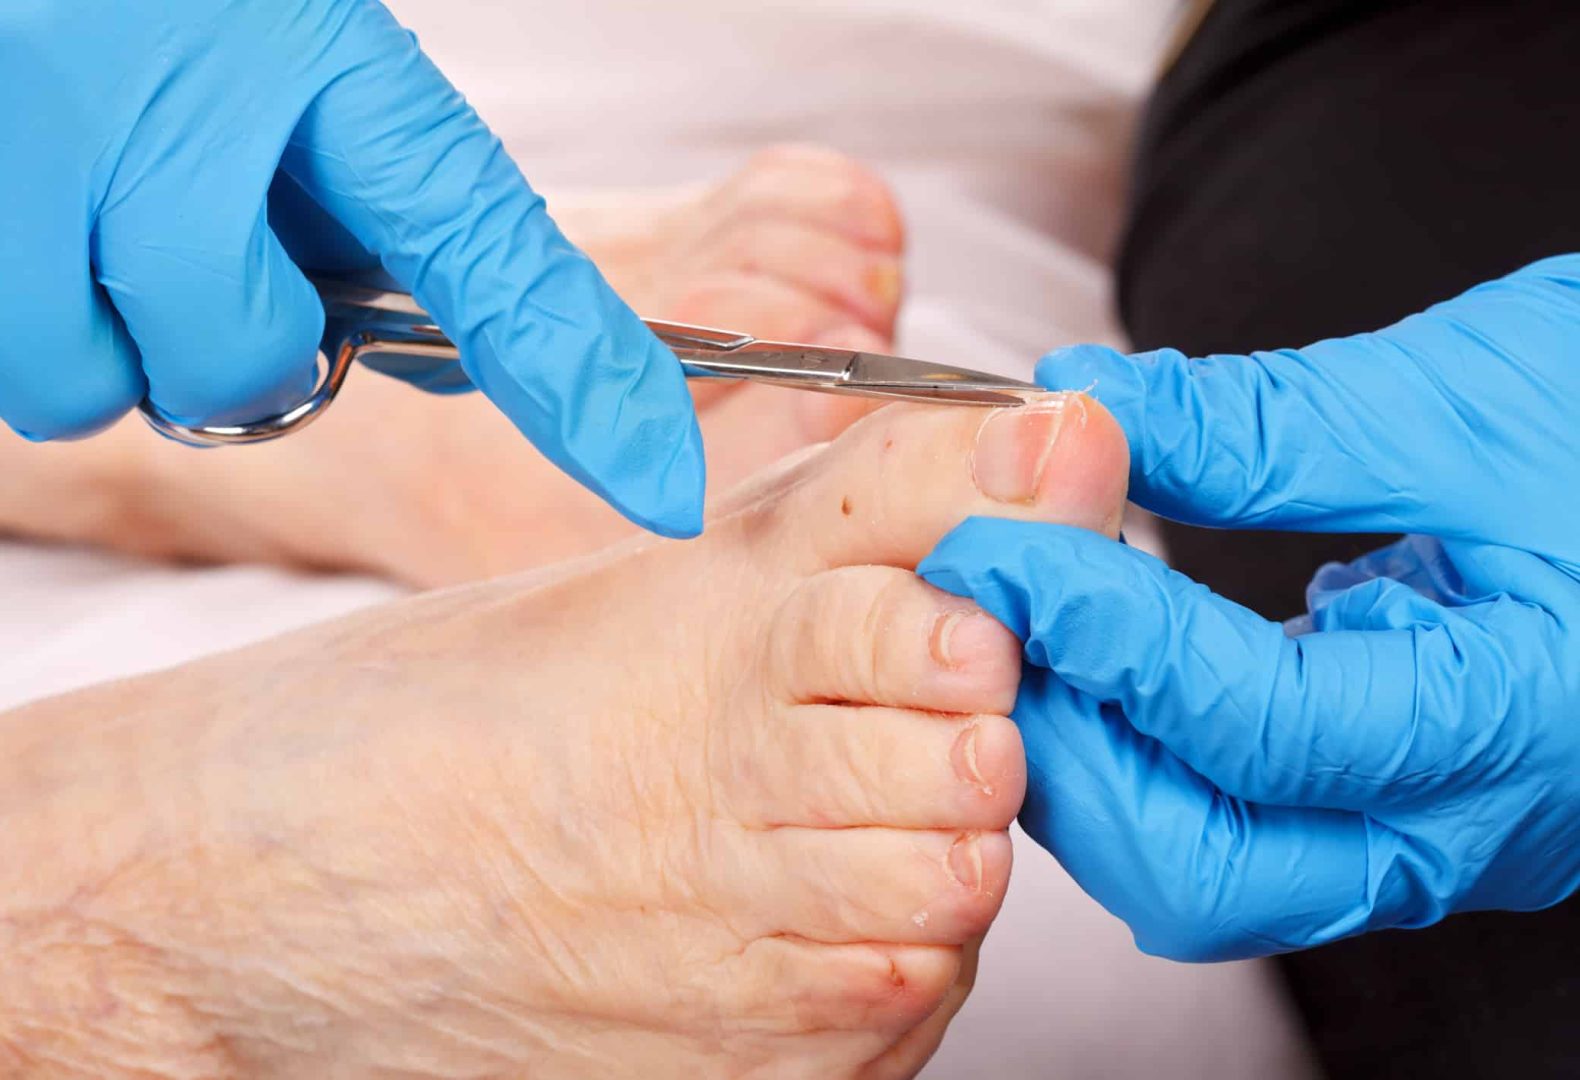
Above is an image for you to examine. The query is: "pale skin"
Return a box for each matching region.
[0,145,902,587]
[0,393,1129,1077]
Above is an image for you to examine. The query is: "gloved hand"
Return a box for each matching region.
[1,0,703,537]
[919,254,1580,960]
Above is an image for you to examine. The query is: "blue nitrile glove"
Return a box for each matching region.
[918,254,1580,961]
[1,0,703,538]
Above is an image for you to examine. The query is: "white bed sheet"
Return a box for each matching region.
[0,2,1316,1075]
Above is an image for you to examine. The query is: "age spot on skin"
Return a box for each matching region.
[841,496,853,516]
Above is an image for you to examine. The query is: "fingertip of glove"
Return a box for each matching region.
[598,418,708,541]
[0,354,145,443]
[625,496,706,541]
[1035,344,1133,393]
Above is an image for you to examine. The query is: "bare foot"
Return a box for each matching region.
[0,146,903,585]
[1,396,1127,1078]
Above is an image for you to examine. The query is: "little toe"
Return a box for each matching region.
[765,565,1020,715]
[740,393,1130,574]
[857,936,982,1080]
[721,827,1012,946]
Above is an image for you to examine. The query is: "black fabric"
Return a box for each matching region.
[1117,1,1580,1076]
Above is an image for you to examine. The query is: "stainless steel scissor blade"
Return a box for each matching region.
[646,319,1039,408]
[138,278,1041,447]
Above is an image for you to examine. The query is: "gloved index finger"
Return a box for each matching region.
[279,1,704,538]
[1037,256,1580,559]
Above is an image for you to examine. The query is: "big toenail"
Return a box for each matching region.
[971,400,1068,504]
[948,833,984,892]
[931,609,995,669]
[951,724,992,794]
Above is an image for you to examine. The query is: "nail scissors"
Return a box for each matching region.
[139,277,1041,447]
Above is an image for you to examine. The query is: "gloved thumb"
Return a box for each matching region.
[1035,256,1580,553]
[918,517,1510,814]
[1033,338,1429,536]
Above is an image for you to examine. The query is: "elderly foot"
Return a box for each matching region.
[0,395,1126,1078]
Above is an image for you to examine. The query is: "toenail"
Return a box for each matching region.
[929,612,1004,669]
[971,400,1069,504]
[865,261,903,306]
[931,610,996,670]
[948,833,984,892]
[951,724,992,794]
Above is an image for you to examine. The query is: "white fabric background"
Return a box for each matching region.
[0,2,1317,1075]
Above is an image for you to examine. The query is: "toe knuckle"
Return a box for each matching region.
[714,219,772,267]
[773,571,856,692]
[751,142,840,173]
[870,565,922,621]
[846,947,957,1031]
[665,277,740,326]
[780,568,844,629]
[729,155,803,206]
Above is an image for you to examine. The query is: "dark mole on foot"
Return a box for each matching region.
[841,496,853,516]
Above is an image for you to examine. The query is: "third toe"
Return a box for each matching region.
[720,703,1026,831]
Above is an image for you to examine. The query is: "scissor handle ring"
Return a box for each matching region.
[137,341,356,448]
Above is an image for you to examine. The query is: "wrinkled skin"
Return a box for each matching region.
[0,394,1127,1078]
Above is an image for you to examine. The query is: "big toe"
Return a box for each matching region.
[728,393,1129,573]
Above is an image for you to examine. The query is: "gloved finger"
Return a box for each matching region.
[1010,668,1382,960]
[0,257,144,442]
[0,137,144,440]
[919,518,1529,812]
[1306,536,1580,630]
[88,27,325,429]
[269,175,476,395]
[1035,257,1580,552]
[98,181,322,426]
[1304,535,1465,618]
[1433,538,1580,622]
[267,172,377,278]
[280,2,703,538]
[1306,574,1448,634]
